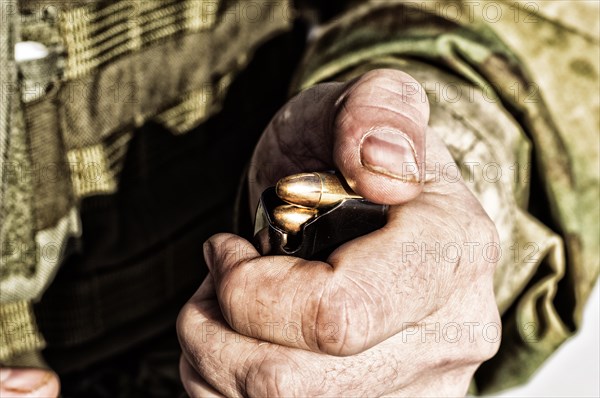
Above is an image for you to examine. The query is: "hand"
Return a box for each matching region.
[177,69,501,396]
[0,368,60,397]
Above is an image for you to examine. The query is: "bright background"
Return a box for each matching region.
[495,279,600,397]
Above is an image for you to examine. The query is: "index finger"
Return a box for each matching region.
[203,228,446,357]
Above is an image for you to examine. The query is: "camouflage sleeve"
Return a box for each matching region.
[291,0,599,394]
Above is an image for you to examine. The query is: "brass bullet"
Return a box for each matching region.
[276,172,361,208]
[272,205,318,234]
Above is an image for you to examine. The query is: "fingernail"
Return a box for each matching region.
[0,368,52,394]
[360,127,420,182]
[203,241,214,271]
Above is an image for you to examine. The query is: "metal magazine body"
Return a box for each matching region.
[254,187,388,260]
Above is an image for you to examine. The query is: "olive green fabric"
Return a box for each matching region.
[0,300,46,365]
[0,7,48,358]
[291,1,599,393]
[1,0,598,395]
[2,0,292,366]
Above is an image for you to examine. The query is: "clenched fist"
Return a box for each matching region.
[177,70,501,397]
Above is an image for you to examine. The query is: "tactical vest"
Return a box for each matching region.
[1,0,297,371]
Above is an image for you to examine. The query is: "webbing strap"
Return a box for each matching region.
[155,72,234,135]
[58,0,219,80]
[52,0,291,147]
[0,300,46,363]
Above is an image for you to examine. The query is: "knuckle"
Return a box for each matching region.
[175,303,207,369]
[420,292,501,370]
[216,265,249,325]
[313,284,371,356]
[176,302,194,343]
[470,331,501,365]
[218,263,241,298]
[243,352,306,397]
[478,305,502,362]
[335,69,429,133]
[465,302,502,365]
[355,69,428,108]
[359,68,420,91]
[473,213,500,247]
[480,336,502,363]
[471,215,501,269]
[453,194,501,271]
[217,236,244,265]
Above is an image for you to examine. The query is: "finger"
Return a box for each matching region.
[179,356,225,398]
[203,231,439,357]
[249,69,429,208]
[178,289,353,397]
[0,368,60,398]
[178,283,494,397]
[332,69,429,204]
[204,231,375,357]
[202,233,335,353]
[177,276,286,398]
[207,149,497,359]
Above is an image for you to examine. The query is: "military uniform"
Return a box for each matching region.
[1,1,598,396]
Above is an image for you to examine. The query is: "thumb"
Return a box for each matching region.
[332,69,429,204]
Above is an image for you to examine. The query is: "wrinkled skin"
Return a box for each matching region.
[177,69,501,397]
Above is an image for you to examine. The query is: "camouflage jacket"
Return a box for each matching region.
[1,0,598,395]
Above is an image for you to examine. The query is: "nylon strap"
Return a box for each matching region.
[0,300,46,363]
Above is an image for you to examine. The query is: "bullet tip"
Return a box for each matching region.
[276,172,360,208]
[272,205,318,234]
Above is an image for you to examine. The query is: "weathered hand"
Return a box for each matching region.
[177,70,501,397]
